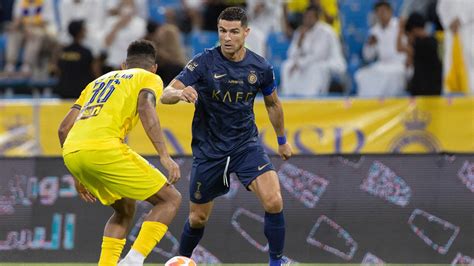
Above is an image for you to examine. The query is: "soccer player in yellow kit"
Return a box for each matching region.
[58,40,182,266]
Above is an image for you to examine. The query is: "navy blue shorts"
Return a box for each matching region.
[189,145,275,203]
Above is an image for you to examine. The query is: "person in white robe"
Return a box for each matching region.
[101,0,146,70]
[58,0,107,56]
[247,0,284,35]
[355,1,406,98]
[437,0,474,94]
[246,0,284,57]
[280,5,346,97]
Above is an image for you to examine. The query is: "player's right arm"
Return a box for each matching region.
[138,90,181,184]
[58,86,88,147]
[58,89,96,203]
[160,79,198,104]
[161,53,206,104]
[58,110,97,203]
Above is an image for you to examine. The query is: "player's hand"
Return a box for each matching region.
[74,179,96,203]
[179,86,198,103]
[160,156,181,184]
[278,143,293,161]
[289,63,299,75]
[367,35,377,46]
[449,18,461,33]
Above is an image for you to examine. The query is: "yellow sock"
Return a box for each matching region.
[131,221,168,257]
[98,236,126,266]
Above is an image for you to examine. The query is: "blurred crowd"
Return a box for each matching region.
[0,0,472,99]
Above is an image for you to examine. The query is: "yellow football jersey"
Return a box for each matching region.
[63,68,163,155]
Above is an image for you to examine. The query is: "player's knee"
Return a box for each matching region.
[188,211,209,228]
[262,193,283,213]
[115,201,135,219]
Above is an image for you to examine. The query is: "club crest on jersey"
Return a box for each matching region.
[248,71,257,84]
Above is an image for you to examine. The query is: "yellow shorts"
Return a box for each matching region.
[63,145,167,205]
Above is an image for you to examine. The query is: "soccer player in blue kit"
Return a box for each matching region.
[160,7,293,266]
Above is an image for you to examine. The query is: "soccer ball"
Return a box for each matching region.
[164,256,197,266]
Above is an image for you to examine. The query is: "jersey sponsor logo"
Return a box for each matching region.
[227,79,244,84]
[79,104,103,120]
[211,89,254,103]
[213,73,227,79]
[257,163,270,171]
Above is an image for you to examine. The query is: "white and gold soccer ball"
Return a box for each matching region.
[164,256,197,266]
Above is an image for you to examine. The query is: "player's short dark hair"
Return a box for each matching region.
[374,0,392,10]
[68,20,84,38]
[405,12,426,32]
[217,6,248,27]
[126,40,156,68]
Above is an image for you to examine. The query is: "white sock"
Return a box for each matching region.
[118,248,145,266]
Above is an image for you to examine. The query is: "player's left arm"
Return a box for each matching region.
[58,105,81,148]
[263,91,292,160]
[138,89,181,184]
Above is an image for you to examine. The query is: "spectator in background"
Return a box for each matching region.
[283,0,341,37]
[246,0,284,56]
[3,0,56,77]
[400,0,442,30]
[0,0,15,25]
[280,5,346,96]
[101,0,146,71]
[181,0,204,32]
[437,0,474,94]
[355,0,406,97]
[105,0,149,20]
[55,20,98,99]
[311,0,341,35]
[201,0,245,31]
[397,13,442,96]
[144,21,188,85]
[247,0,283,35]
[58,0,107,57]
[143,21,160,46]
[283,0,308,35]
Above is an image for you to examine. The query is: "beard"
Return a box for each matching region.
[222,42,244,55]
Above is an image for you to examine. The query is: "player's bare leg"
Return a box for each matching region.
[98,198,136,266]
[105,198,137,238]
[119,185,182,266]
[144,184,182,225]
[179,201,215,257]
[249,170,286,266]
[249,170,283,213]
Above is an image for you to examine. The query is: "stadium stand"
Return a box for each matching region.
[190,30,219,58]
[265,31,291,87]
[0,33,6,70]
[148,0,181,24]
[338,0,402,94]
